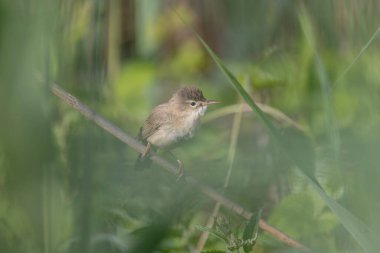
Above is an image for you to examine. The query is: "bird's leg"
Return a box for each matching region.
[167,151,184,180]
[134,142,154,170]
[176,159,184,181]
[141,142,152,158]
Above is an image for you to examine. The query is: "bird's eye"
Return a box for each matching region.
[190,101,196,107]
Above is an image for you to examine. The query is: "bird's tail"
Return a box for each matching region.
[134,153,152,170]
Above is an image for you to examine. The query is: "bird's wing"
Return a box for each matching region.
[140,103,171,141]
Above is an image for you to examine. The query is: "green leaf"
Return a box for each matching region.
[195,225,229,243]
[243,210,261,253]
[129,222,170,253]
[304,176,378,253]
[214,216,232,239]
[227,238,243,251]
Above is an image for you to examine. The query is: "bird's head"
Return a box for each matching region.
[170,86,220,116]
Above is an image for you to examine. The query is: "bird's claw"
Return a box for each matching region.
[141,142,152,158]
[176,159,184,181]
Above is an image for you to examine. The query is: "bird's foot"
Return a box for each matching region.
[141,142,152,158]
[135,142,153,170]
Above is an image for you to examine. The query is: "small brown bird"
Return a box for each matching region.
[134,86,220,173]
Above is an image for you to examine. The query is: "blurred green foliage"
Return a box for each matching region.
[1,0,380,253]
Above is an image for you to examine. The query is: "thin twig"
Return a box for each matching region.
[51,84,312,252]
[204,103,307,133]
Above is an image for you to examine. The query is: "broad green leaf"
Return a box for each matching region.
[305,176,378,253]
[214,216,232,239]
[243,210,261,253]
[195,225,229,243]
[268,190,340,238]
[130,222,170,253]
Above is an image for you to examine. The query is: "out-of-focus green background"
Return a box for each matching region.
[1,1,380,252]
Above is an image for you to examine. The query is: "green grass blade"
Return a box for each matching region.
[334,26,380,88]
[196,35,281,142]
[315,55,341,162]
[299,8,341,164]
[298,8,340,163]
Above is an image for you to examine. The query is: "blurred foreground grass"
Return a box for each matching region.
[1,1,380,253]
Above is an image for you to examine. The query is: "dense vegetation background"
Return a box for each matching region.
[1,0,380,252]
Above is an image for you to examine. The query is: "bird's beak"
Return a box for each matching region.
[204,99,221,105]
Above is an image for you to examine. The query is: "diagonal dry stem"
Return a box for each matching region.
[51,84,312,253]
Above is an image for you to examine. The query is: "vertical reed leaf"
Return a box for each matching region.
[299,6,341,165]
